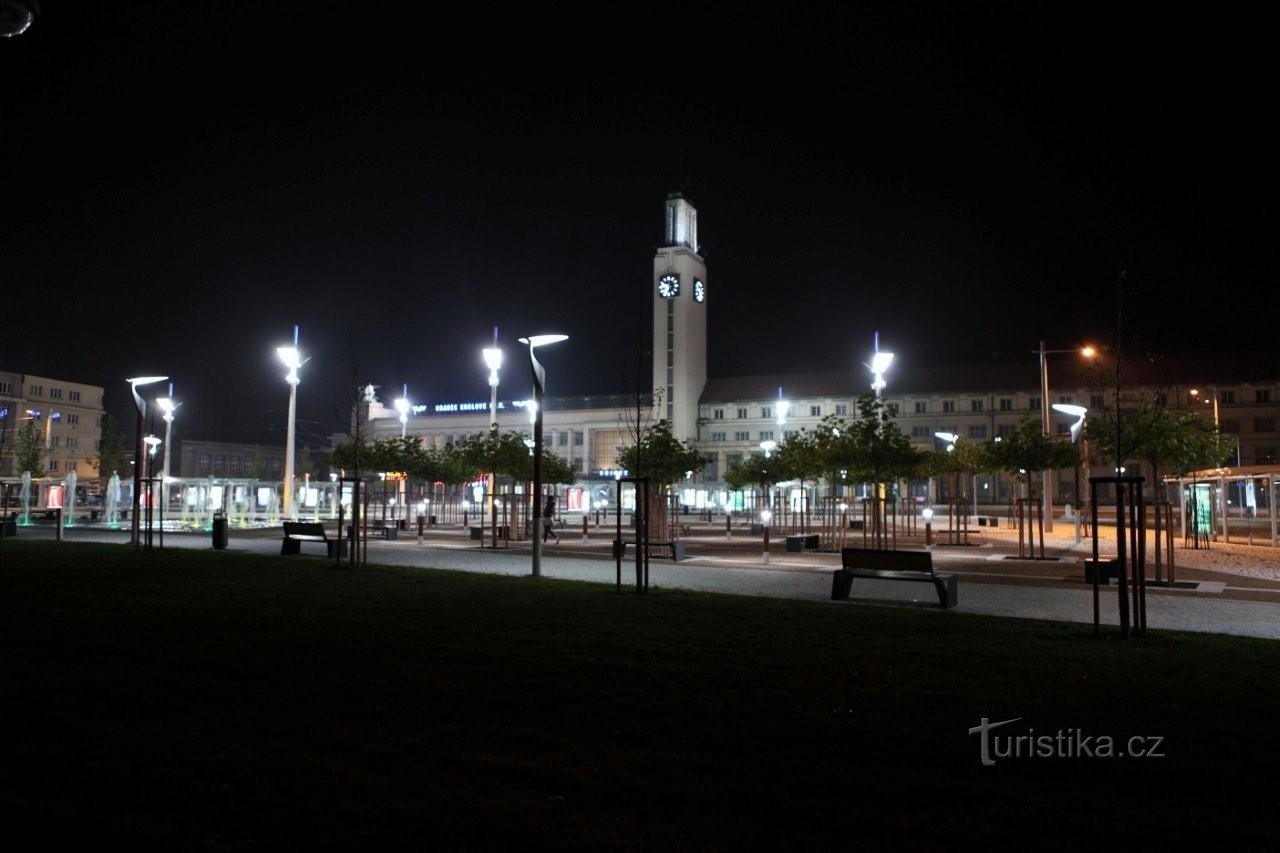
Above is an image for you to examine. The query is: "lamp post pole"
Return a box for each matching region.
[482,330,503,548]
[127,376,167,548]
[520,334,568,578]
[158,383,178,481]
[1038,340,1055,531]
[277,326,305,521]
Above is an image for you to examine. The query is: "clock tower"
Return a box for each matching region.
[652,192,708,444]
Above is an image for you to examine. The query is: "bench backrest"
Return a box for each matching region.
[283,521,327,537]
[841,547,933,575]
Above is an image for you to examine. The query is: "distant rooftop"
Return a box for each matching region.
[701,354,1279,403]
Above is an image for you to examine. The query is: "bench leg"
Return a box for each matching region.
[282,538,300,556]
[831,569,853,600]
[935,576,958,608]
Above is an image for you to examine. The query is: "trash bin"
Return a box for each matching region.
[212,512,228,550]
[612,538,626,560]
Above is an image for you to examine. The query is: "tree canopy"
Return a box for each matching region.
[615,418,707,486]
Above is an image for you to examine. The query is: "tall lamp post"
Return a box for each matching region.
[1035,342,1097,531]
[483,327,502,430]
[276,327,307,521]
[126,375,167,547]
[482,333,504,546]
[393,384,412,439]
[519,333,568,578]
[156,383,180,481]
[1053,403,1088,533]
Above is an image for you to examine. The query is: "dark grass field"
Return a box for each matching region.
[2,541,1277,848]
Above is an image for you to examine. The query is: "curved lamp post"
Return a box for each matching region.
[127,375,167,547]
[519,333,568,578]
[276,327,308,521]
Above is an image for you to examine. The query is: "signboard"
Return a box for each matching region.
[1191,483,1212,535]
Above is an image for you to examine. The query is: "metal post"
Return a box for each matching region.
[282,325,299,521]
[1039,340,1054,531]
[1115,481,1130,638]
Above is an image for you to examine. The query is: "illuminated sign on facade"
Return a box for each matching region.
[430,401,524,414]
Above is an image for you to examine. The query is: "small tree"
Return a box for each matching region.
[616,418,707,538]
[14,417,44,476]
[92,412,126,481]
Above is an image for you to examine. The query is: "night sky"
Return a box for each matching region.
[2,3,1273,447]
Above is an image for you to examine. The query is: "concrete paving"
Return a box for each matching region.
[9,523,1280,641]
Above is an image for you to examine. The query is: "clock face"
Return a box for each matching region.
[693,278,705,303]
[657,273,680,299]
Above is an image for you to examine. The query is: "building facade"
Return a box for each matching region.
[178,439,286,479]
[0,371,105,478]
[358,194,1280,508]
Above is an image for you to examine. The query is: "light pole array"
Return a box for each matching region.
[520,333,568,579]
[126,375,167,547]
[276,326,307,521]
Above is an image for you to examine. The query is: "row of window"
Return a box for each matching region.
[23,385,86,403]
[197,454,283,476]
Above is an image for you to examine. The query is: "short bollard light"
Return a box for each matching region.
[462,500,470,527]
[923,507,934,546]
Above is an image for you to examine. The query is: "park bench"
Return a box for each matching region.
[831,547,958,608]
[282,521,344,558]
[786,534,820,553]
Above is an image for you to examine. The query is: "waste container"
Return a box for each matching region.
[212,512,228,549]
[612,538,626,560]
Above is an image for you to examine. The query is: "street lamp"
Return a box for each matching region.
[483,327,503,431]
[866,331,895,397]
[126,375,167,546]
[1034,342,1096,530]
[393,384,411,439]
[276,326,308,521]
[519,333,568,578]
[156,383,180,481]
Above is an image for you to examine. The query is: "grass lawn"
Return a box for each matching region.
[2,540,1277,848]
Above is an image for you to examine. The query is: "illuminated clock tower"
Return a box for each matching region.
[652,192,708,443]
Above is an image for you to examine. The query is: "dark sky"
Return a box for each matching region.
[2,3,1274,446]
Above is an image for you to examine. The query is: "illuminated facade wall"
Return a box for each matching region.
[1,372,105,478]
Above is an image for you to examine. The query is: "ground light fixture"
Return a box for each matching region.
[519,333,569,579]
[126,376,167,547]
[276,326,308,520]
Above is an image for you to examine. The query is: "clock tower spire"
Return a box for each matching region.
[652,192,708,444]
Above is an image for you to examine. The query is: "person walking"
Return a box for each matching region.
[542,493,560,544]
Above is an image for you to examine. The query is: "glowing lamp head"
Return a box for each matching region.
[935,432,959,444]
[394,397,411,423]
[276,346,305,384]
[1189,388,1200,397]
[1052,403,1088,419]
[870,351,895,375]
[483,346,503,370]
[143,435,162,457]
[156,396,179,422]
[1080,345,1098,359]
[518,334,569,348]
[922,507,934,521]
[760,509,772,524]
[759,439,777,457]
